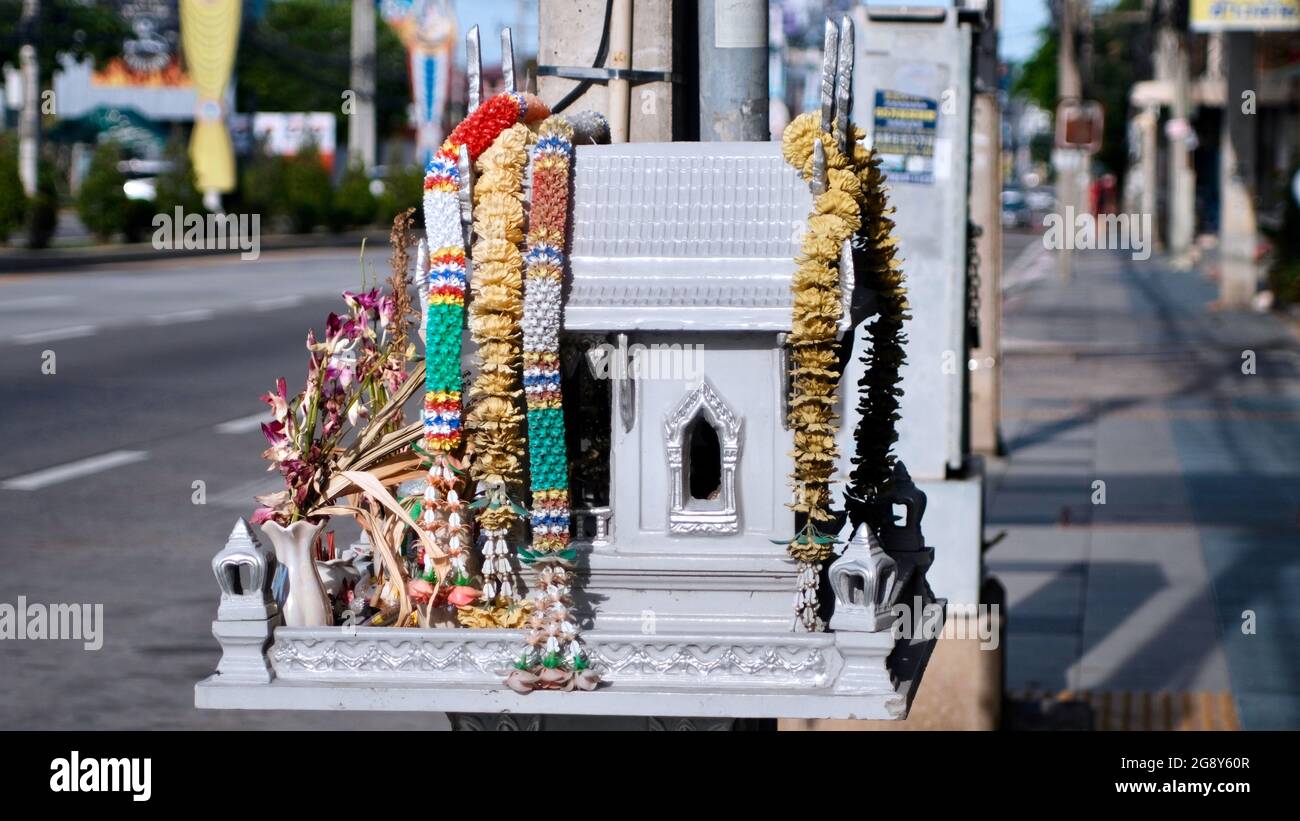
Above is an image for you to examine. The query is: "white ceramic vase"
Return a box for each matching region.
[261,519,333,627]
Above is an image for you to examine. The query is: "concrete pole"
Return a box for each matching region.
[696,0,769,141]
[1161,22,1195,265]
[17,0,39,197]
[1055,0,1083,281]
[1219,32,1258,307]
[537,0,677,142]
[969,7,1002,456]
[1140,105,1158,244]
[349,0,377,169]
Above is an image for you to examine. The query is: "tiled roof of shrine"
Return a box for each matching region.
[562,142,853,332]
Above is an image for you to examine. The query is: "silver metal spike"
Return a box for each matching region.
[811,138,828,196]
[457,144,474,249]
[835,16,854,155]
[501,27,516,94]
[467,25,482,114]
[820,20,839,136]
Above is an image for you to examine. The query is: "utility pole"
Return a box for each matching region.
[536,0,678,142]
[17,0,39,197]
[1219,31,1258,307]
[969,0,1002,456]
[1157,1,1194,265]
[350,0,377,169]
[697,0,768,141]
[1054,0,1085,281]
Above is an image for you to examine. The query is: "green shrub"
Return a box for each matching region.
[238,144,289,230]
[76,141,130,241]
[375,163,424,229]
[154,135,206,217]
[25,157,59,249]
[0,134,27,242]
[329,158,377,231]
[283,144,333,233]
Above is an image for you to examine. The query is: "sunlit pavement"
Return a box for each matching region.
[988,244,1300,729]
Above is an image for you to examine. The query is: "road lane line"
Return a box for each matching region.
[215,412,270,434]
[11,325,98,345]
[2,450,149,491]
[0,295,74,312]
[252,295,305,312]
[148,308,216,326]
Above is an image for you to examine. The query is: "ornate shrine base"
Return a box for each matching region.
[195,620,941,721]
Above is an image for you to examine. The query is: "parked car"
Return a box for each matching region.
[1026,186,1056,213]
[1001,188,1030,229]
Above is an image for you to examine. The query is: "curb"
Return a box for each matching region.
[0,230,391,274]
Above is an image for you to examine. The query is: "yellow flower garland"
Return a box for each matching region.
[781,113,859,543]
[467,123,532,601]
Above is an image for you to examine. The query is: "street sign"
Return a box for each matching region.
[1190,0,1300,32]
[1055,100,1103,153]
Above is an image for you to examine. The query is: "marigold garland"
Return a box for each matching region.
[780,112,861,631]
[419,91,547,589]
[467,122,532,603]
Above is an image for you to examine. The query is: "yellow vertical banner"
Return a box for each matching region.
[181,0,242,194]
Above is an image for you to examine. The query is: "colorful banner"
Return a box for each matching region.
[180,0,241,193]
[93,0,192,88]
[1190,0,1300,31]
[381,0,457,167]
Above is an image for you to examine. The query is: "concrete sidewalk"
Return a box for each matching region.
[988,246,1300,729]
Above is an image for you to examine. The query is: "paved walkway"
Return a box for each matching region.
[987,245,1300,730]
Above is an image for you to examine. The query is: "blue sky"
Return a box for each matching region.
[1000,0,1051,62]
[451,0,1050,65]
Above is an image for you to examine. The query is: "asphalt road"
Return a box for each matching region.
[0,248,448,729]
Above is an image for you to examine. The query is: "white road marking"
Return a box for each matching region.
[2,450,149,491]
[210,477,283,509]
[252,295,305,312]
[148,308,215,326]
[11,325,98,345]
[0,295,74,312]
[215,412,270,434]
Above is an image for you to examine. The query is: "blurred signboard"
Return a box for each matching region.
[873,89,940,185]
[232,113,338,170]
[1190,0,1300,31]
[1055,100,1103,153]
[93,0,191,88]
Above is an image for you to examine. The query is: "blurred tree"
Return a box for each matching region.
[236,0,411,145]
[25,153,59,248]
[77,141,129,241]
[282,143,333,233]
[375,163,424,229]
[0,133,27,242]
[0,0,128,78]
[1011,0,1149,183]
[153,133,206,217]
[329,158,377,231]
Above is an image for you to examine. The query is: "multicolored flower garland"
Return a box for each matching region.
[521,117,576,560]
[467,122,532,604]
[419,91,547,589]
[780,112,862,631]
[505,114,602,693]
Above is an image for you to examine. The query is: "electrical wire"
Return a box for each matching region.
[547,0,614,114]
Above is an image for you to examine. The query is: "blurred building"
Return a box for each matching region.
[1126,0,1299,262]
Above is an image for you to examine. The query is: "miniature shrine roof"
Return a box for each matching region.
[562,142,851,332]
